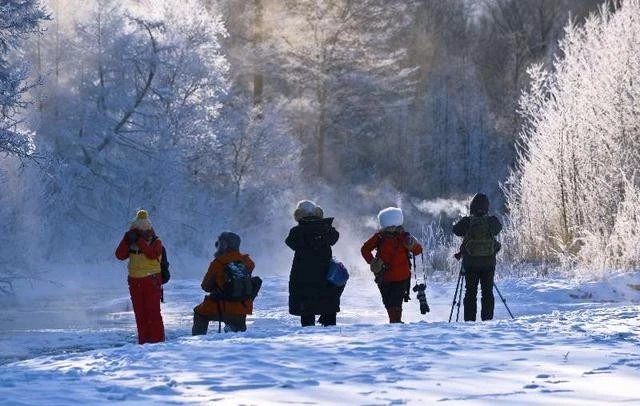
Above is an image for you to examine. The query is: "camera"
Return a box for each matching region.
[412,283,430,314]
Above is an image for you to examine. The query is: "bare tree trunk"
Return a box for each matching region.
[36,37,43,112]
[253,0,264,106]
[317,99,326,177]
[558,130,570,248]
[443,79,450,195]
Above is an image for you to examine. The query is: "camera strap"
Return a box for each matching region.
[413,252,428,287]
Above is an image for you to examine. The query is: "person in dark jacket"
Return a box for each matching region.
[286,200,342,327]
[452,193,502,321]
[361,207,423,324]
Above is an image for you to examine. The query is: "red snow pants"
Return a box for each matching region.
[128,274,165,344]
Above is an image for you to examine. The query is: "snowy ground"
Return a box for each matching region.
[0,267,639,405]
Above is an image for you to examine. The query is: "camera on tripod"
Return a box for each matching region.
[412,283,430,314]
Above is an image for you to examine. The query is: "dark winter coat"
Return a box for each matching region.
[452,215,502,268]
[286,217,341,316]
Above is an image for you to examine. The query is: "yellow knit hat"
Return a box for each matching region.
[130,209,152,230]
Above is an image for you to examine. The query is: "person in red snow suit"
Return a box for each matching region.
[192,232,256,334]
[115,209,165,344]
[361,207,423,324]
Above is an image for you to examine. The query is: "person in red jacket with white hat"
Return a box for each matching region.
[361,207,422,324]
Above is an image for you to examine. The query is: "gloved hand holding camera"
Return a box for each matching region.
[126,230,138,245]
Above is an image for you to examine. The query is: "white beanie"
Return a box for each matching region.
[378,207,403,229]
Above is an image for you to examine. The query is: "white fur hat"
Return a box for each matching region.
[378,207,403,229]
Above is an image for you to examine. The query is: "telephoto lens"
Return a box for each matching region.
[413,283,430,314]
[418,290,430,314]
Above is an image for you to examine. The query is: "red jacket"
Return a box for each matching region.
[115,231,163,278]
[361,231,422,282]
[115,233,162,260]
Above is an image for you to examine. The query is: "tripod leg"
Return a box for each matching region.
[448,272,462,323]
[456,274,464,322]
[493,283,515,320]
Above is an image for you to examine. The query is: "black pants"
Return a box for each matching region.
[192,312,247,335]
[463,266,495,321]
[378,278,410,309]
[301,313,337,327]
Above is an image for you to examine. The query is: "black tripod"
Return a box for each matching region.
[493,283,515,320]
[449,266,515,322]
[448,266,465,323]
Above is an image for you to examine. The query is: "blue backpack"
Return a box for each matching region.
[327,257,349,287]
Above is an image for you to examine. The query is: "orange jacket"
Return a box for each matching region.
[361,231,422,282]
[194,251,255,316]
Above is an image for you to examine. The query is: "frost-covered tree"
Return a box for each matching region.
[201,0,304,224]
[0,1,49,292]
[272,0,418,181]
[26,0,229,257]
[0,0,48,158]
[504,0,640,269]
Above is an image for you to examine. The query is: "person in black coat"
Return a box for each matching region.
[452,193,502,321]
[286,200,342,327]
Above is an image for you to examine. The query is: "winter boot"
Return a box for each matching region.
[386,307,403,323]
[463,295,477,321]
[318,313,336,326]
[301,314,315,327]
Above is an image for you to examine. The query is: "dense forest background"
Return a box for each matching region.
[3,0,639,293]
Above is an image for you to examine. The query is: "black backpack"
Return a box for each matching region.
[149,237,170,284]
[219,261,254,301]
[160,246,170,284]
[463,217,497,257]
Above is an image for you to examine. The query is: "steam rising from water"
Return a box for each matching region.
[414,197,468,218]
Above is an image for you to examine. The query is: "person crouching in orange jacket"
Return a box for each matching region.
[115,209,165,344]
[361,207,422,324]
[192,232,256,334]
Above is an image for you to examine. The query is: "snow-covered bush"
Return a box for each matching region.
[505,0,640,271]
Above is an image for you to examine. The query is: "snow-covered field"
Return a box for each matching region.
[1,267,639,405]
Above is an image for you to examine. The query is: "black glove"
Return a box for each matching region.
[403,279,411,302]
[126,231,138,245]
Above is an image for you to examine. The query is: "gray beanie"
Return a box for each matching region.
[216,231,241,252]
